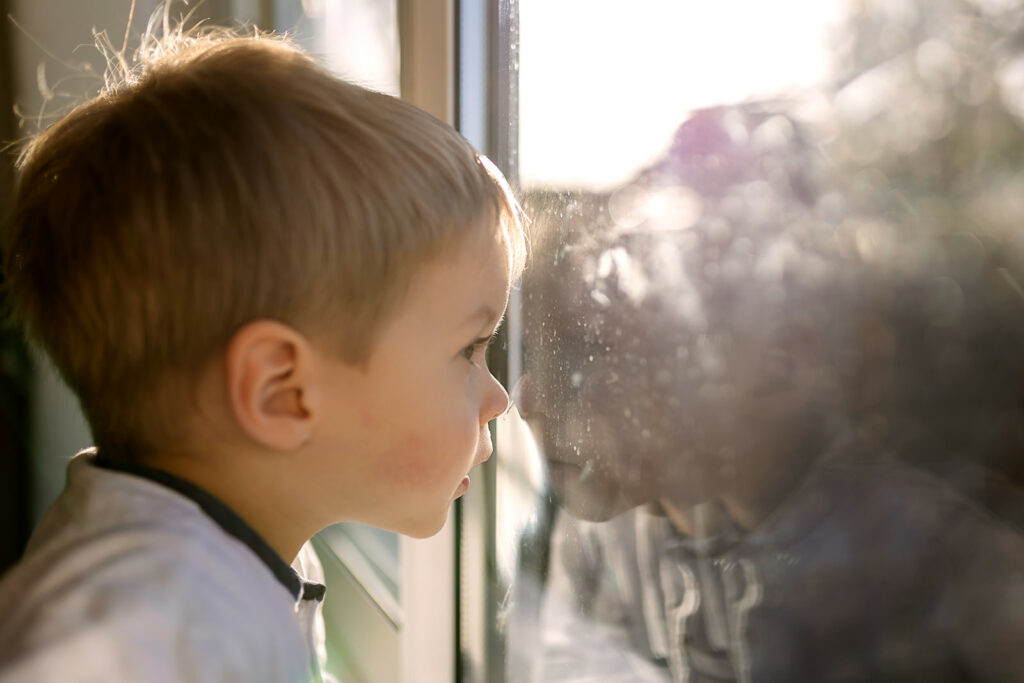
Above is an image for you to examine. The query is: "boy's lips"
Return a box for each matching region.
[458,446,492,495]
[545,459,586,490]
[474,446,493,467]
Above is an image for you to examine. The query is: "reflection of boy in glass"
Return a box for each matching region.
[519,105,1024,681]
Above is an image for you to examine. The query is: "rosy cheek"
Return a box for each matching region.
[372,428,474,487]
[373,435,431,482]
[357,406,380,429]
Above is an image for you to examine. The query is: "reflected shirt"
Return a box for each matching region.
[650,456,1024,682]
[0,449,332,683]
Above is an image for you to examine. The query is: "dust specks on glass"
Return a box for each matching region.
[501,1,1024,681]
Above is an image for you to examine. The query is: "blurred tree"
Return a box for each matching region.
[830,0,1024,241]
[827,0,1024,518]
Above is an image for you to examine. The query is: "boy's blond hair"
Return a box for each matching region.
[3,30,526,459]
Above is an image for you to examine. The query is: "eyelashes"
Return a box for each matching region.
[461,334,496,363]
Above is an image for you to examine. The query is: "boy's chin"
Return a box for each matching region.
[563,501,629,523]
[552,473,637,522]
[394,510,451,539]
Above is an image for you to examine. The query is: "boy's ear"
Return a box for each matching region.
[225,320,315,451]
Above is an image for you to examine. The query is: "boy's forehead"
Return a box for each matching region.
[401,229,512,328]
[460,231,513,318]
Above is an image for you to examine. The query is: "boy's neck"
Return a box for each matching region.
[141,449,313,564]
[662,443,820,538]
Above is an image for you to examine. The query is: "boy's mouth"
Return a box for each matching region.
[544,460,586,492]
[474,444,493,467]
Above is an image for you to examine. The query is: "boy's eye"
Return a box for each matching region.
[461,335,494,363]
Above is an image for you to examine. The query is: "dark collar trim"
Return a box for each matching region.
[91,452,325,603]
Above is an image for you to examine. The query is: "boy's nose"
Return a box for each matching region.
[481,371,511,424]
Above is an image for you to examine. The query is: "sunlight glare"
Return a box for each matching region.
[519,0,848,190]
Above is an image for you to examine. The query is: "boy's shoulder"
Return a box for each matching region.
[0,451,313,682]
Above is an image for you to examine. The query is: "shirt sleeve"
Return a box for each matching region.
[0,604,262,683]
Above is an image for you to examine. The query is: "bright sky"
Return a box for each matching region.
[519,0,849,190]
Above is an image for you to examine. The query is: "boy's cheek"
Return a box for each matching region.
[354,402,383,430]
[372,434,433,483]
[370,424,478,486]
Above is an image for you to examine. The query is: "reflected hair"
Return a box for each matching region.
[3,26,527,458]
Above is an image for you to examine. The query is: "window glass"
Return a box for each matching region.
[275,0,399,95]
[503,1,1024,681]
[319,522,401,602]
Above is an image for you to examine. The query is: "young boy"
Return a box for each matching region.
[0,29,525,682]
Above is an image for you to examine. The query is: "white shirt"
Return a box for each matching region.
[0,449,333,682]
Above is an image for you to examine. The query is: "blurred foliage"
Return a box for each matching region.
[830,0,1024,242]
[827,0,1024,493]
